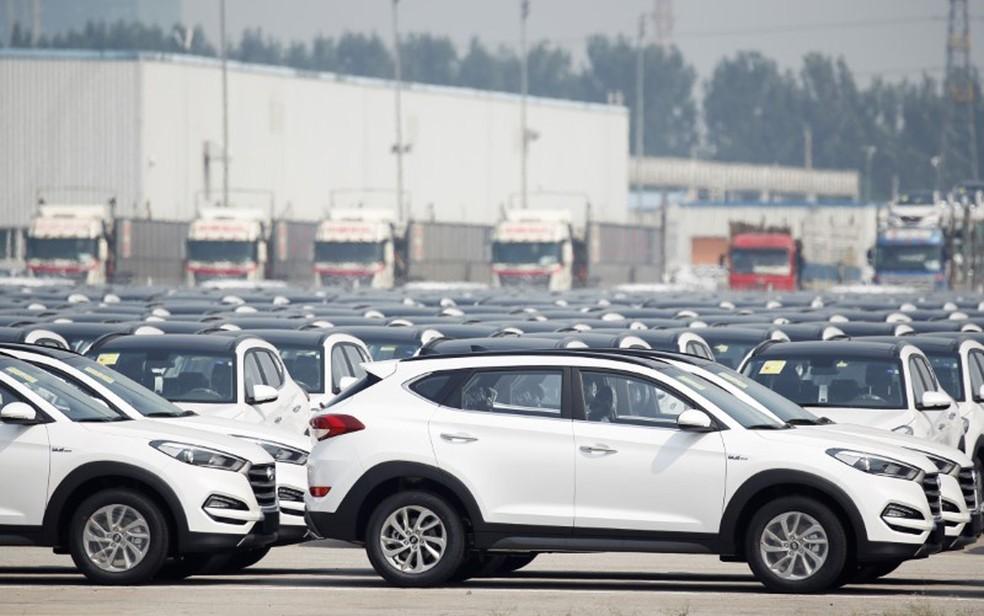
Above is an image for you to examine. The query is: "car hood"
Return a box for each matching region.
[803,406,912,432]
[80,419,275,464]
[176,414,310,451]
[807,423,971,467]
[750,426,937,474]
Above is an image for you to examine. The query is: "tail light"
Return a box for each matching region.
[310,414,365,441]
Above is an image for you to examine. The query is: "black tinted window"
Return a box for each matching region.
[410,373,453,403]
[257,351,284,388]
[455,369,563,417]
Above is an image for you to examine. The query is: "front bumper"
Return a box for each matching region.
[183,511,280,554]
[946,510,983,551]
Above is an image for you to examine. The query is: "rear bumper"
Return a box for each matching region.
[183,511,280,554]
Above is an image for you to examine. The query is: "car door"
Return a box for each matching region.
[427,366,575,528]
[256,348,307,432]
[323,334,371,398]
[242,347,287,427]
[572,368,727,533]
[911,355,961,445]
[0,380,50,527]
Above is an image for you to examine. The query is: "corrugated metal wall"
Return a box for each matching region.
[113,218,188,285]
[588,222,662,286]
[409,222,491,283]
[270,220,316,284]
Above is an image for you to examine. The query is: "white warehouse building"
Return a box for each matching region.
[0,50,629,227]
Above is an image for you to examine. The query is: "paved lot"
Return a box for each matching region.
[2,541,984,615]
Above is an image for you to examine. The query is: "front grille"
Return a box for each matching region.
[248,464,277,509]
[958,467,979,511]
[499,274,551,288]
[922,473,942,518]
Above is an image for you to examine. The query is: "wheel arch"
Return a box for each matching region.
[719,470,865,561]
[42,461,189,553]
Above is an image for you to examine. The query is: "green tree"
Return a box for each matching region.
[401,33,457,86]
[335,32,391,78]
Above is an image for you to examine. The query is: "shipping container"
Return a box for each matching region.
[588,222,662,286]
[270,219,317,285]
[407,222,492,284]
[113,218,188,285]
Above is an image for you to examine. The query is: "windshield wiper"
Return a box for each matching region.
[76,416,129,423]
[786,418,821,426]
[144,410,196,418]
[746,423,791,430]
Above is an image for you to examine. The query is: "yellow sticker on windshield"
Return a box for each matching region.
[677,375,706,391]
[4,366,37,383]
[83,366,115,384]
[714,344,729,353]
[96,353,119,366]
[716,371,749,389]
[758,360,786,375]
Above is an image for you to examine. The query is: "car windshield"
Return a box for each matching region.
[895,191,935,206]
[744,355,906,410]
[314,241,384,264]
[657,365,787,429]
[64,356,191,417]
[26,238,97,261]
[0,357,126,422]
[705,341,755,369]
[91,348,236,404]
[927,353,964,401]
[875,245,942,272]
[697,363,821,423]
[186,240,256,263]
[491,241,562,266]
[368,342,420,360]
[279,345,324,393]
[730,248,790,275]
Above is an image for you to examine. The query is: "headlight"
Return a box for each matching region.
[827,448,922,481]
[150,441,246,472]
[920,452,959,476]
[893,424,914,436]
[234,436,309,466]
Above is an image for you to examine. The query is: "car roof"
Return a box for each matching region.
[325,326,428,343]
[857,335,963,354]
[213,328,330,346]
[0,341,79,360]
[695,327,774,343]
[92,333,251,353]
[752,339,907,359]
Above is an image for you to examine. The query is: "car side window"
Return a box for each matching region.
[409,372,454,404]
[916,357,939,391]
[340,344,367,379]
[0,382,26,408]
[909,358,929,401]
[256,350,284,388]
[244,351,264,392]
[455,369,562,417]
[970,351,984,400]
[579,370,689,427]
[685,341,713,360]
[331,345,353,392]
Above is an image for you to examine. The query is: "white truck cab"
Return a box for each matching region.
[491,209,584,292]
[313,209,400,289]
[26,203,114,284]
[186,208,269,285]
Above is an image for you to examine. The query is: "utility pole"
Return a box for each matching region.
[941,0,978,188]
[651,0,673,280]
[392,0,407,222]
[803,125,813,170]
[863,145,877,203]
[30,0,40,45]
[519,0,530,209]
[634,14,646,209]
[219,0,230,207]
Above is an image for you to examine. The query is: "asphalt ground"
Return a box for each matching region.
[2,540,983,615]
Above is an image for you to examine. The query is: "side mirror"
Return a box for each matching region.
[676,408,715,432]
[977,384,984,403]
[919,390,951,411]
[247,384,278,405]
[334,375,359,395]
[0,402,38,425]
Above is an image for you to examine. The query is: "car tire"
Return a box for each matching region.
[68,488,170,585]
[365,490,466,587]
[496,553,537,575]
[745,496,848,593]
[205,547,272,573]
[851,560,903,583]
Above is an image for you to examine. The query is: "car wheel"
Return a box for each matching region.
[745,496,847,593]
[68,489,169,585]
[205,547,272,573]
[496,553,537,575]
[365,490,465,587]
[852,560,903,583]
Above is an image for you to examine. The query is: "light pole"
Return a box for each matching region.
[219,0,230,207]
[634,14,646,209]
[391,0,407,223]
[520,0,530,209]
[930,155,942,196]
[863,145,877,203]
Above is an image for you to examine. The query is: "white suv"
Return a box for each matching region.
[0,355,279,584]
[306,350,946,593]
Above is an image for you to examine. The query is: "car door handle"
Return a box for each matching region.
[440,433,478,443]
[580,444,618,455]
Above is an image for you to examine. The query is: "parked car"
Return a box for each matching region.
[306,349,944,592]
[0,355,278,584]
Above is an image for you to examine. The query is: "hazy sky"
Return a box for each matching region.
[182,0,982,84]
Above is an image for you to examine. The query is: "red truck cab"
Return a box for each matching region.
[728,233,798,291]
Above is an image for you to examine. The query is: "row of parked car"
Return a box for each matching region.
[1,285,983,592]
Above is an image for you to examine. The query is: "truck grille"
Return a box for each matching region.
[248,464,277,509]
[922,473,942,518]
[499,273,551,288]
[958,467,979,511]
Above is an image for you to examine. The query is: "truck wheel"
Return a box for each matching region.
[745,496,847,593]
[365,490,465,587]
[68,489,169,585]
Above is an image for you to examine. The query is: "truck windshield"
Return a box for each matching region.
[26,238,97,261]
[730,248,790,275]
[187,240,256,263]
[875,245,942,272]
[492,242,562,265]
[315,241,384,264]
